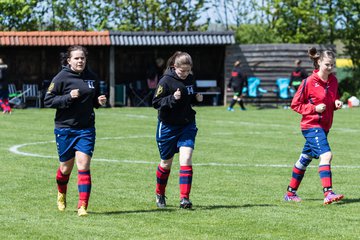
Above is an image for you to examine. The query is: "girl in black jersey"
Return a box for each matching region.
[44,45,106,216]
[152,51,203,209]
[227,60,247,111]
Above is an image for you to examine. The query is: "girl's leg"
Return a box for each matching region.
[179,146,193,208]
[76,151,92,214]
[155,158,173,208]
[285,154,312,201]
[56,158,75,211]
[156,158,173,196]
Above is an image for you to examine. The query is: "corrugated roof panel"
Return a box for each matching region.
[108,31,234,46]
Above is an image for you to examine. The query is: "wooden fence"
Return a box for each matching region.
[224,44,336,106]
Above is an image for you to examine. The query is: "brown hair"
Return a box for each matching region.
[66,45,88,60]
[308,47,335,69]
[166,51,193,69]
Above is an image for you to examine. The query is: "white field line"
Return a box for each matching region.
[8,137,360,169]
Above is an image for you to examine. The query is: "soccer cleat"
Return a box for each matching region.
[57,192,66,211]
[323,192,344,205]
[284,193,302,202]
[77,205,88,217]
[180,198,192,209]
[156,194,167,208]
[240,107,247,111]
[227,107,234,112]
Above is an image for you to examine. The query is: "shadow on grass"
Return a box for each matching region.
[88,204,275,215]
[195,203,275,210]
[335,198,360,205]
[304,197,360,205]
[90,208,176,215]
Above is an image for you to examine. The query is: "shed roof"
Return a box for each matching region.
[109,31,235,46]
[0,31,235,47]
[0,31,111,46]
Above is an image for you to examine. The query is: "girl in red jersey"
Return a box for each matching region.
[284,47,344,205]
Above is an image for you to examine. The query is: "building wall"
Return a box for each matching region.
[0,46,108,90]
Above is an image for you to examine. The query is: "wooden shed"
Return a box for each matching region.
[224,44,336,105]
[0,31,235,107]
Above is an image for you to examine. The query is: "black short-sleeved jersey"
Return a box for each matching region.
[227,66,247,92]
[44,66,101,129]
[152,68,198,125]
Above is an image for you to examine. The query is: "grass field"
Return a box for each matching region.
[1,105,359,239]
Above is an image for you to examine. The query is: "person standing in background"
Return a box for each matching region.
[227,60,247,111]
[0,57,11,114]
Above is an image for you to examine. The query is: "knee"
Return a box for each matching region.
[295,154,312,170]
[160,159,173,170]
[180,156,192,166]
[320,152,332,164]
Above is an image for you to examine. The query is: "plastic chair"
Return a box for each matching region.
[8,83,25,107]
[242,77,267,107]
[22,84,41,108]
[275,78,295,107]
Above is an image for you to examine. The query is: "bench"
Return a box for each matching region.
[196,80,221,106]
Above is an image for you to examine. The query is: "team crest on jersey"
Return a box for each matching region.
[85,80,95,89]
[47,83,54,93]
[155,85,163,97]
[186,85,194,95]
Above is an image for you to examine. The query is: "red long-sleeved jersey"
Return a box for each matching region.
[291,69,340,132]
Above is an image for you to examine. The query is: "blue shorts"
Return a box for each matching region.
[156,121,198,160]
[301,128,331,159]
[54,127,96,162]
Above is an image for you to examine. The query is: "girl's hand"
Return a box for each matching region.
[196,93,203,102]
[70,89,80,99]
[98,95,107,106]
[335,100,343,109]
[315,103,326,113]
[174,88,181,100]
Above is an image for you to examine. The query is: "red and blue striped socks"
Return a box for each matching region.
[156,165,170,195]
[56,168,70,194]
[77,170,91,209]
[179,165,193,199]
[319,164,332,196]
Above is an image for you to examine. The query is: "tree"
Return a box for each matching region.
[0,0,38,30]
[208,0,258,30]
[337,0,360,68]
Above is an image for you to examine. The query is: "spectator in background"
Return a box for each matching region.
[289,59,308,91]
[0,57,11,114]
[227,60,247,111]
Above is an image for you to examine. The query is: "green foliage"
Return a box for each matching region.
[262,0,337,44]
[336,0,360,69]
[1,107,360,239]
[0,0,38,30]
[235,23,281,44]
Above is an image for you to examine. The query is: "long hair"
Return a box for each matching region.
[308,47,336,69]
[166,51,193,69]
